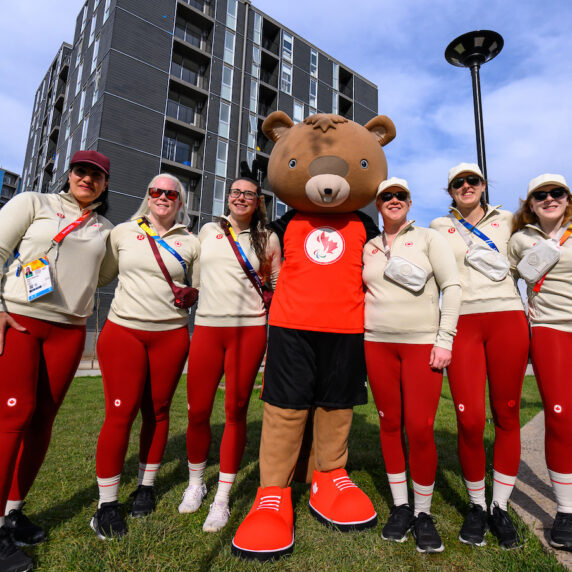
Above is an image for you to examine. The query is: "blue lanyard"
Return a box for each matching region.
[452,211,499,252]
[137,218,189,285]
[227,225,265,292]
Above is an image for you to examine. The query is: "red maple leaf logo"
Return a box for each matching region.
[318,231,338,254]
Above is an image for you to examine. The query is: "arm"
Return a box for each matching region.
[97,231,119,287]
[266,232,282,290]
[189,236,200,289]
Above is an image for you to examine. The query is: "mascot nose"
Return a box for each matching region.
[309,156,349,177]
[324,188,333,195]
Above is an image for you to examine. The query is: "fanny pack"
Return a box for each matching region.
[517,239,561,284]
[449,213,510,282]
[379,233,430,292]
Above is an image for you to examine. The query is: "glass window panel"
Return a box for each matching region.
[226,0,237,31]
[224,31,235,65]
[215,140,228,177]
[221,65,233,101]
[310,49,318,77]
[253,12,262,45]
[282,31,293,62]
[281,62,292,94]
[293,100,304,124]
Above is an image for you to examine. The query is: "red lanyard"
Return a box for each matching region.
[533,224,572,293]
[52,210,91,244]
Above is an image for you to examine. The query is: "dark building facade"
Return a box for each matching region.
[0,169,22,209]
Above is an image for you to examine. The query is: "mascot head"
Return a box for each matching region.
[262,112,396,213]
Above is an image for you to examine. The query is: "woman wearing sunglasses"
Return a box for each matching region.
[508,174,572,551]
[90,173,200,539]
[363,177,460,553]
[0,151,113,572]
[179,167,281,533]
[430,163,529,549]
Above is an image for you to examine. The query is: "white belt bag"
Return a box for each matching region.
[384,256,429,292]
[517,239,560,284]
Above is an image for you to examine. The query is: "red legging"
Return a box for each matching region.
[186,325,267,474]
[447,311,529,481]
[531,326,572,474]
[95,320,189,478]
[0,314,85,513]
[365,342,443,486]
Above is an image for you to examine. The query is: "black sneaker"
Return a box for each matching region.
[130,485,155,518]
[90,501,127,540]
[459,503,488,546]
[382,504,414,542]
[0,526,33,572]
[4,508,46,547]
[490,503,523,549]
[413,512,444,553]
[550,512,572,550]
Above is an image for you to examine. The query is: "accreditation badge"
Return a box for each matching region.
[23,258,53,301]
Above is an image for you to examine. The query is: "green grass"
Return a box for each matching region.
[20,374,564,571]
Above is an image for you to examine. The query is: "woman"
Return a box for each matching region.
[430,163,529,549]
[179,174,281,533]
[91,173,200,539]
[0,151,113,571]
[363,177,461,553]
[508,173,572,551]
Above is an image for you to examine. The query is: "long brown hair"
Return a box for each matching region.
[512,192,572,234]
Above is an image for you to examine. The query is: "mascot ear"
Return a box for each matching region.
[364,115,396,147]
[262,111,294,143]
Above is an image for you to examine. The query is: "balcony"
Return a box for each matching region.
[177,0,214,22]
[162,130,203,176]
[174,17,212,54]
[339,67,354,99]
[261,19,280,56]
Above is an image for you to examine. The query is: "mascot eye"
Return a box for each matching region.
[360,159,368,169]
[289,159,297,169]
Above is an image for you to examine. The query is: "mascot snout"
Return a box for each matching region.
[305,174,350,207]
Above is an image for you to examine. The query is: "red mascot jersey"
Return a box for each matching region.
[268,210,379,333]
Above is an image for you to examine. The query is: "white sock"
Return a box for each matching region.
[387,472,409,507]
[464,477,486,510]
[549,470,572,513]
[413,481,434,516]
[138,462,160,487]
[97,474,121,507]
[188,461,207,487]
[5,500,23,514]
[491,470,516,512]
[213,472,236,505]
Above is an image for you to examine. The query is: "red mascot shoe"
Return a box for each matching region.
[309,468,377,531]
[231,486,294,561]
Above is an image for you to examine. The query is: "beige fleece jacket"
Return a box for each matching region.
[430,205,524,315]
[0,191,113,324]
[363,222,461,349]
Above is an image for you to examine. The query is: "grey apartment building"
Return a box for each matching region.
[22,0,379,230]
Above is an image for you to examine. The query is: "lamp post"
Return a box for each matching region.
[445,30,503,203]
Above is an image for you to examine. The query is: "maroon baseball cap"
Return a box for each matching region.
[69,150,110,175]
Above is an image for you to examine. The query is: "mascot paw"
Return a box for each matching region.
[231,486,294,561]
[309,468,377,531]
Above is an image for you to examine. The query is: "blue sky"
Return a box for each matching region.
[1,0,571,225]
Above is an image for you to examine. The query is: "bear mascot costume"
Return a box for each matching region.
[231,111,396,560]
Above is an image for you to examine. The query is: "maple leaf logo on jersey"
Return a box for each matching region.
[304,227,345,265]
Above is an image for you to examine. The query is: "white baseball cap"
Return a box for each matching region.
[527,173,570,198]
[448,163,484,186]
[376,177,410,198]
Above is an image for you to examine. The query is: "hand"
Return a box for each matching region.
[0,311,27,356]
[429,346,452,370]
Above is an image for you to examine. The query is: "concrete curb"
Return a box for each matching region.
[512,411,572,569]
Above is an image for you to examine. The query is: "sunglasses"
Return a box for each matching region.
[148,187,179,201]
[378,190,410,202]
[531,187,568,201]
[71,165,106,180]
[229,189,259,201]
[450,175,482,190]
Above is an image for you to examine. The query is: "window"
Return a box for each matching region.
[65,138,73,169]
[219,101,231,139]
[80,116,89,148]
[253,12,262,45]
[310,49,318,77]
[249,79,258,113]
[226,0,237,31]
[75,61,83,96]
[309,78,317,108]
[78,88,86,118]
[91,37,99,74]
[75,38,83,68]
[89,13,97,46]
[172,53,202,86]
[281,62,292,94]
[213,178,226,217]
[91,69,101,106]
[282,31,293,62]
[247,114,257,149]
[332,62,339,91]
[332,92,338,115]
[64,113,71,140]
[103,0,111,23]
[80,4,88,32]
[215,140,228,177]
[251,45,261,79]
[167,92,197,124]
[221,65,233,101]
[162,129,194,166]
[293,100,304,124]
[247,149,256,168]
[276,198,287,218]
[94,0,100,9]
[224,30,235,65]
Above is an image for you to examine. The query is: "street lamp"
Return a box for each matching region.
[445,30,503,203]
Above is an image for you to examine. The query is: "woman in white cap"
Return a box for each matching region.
[363,177,461,553]
[0,151,113,572]
[508,173,572,551]
[430,163,529,549]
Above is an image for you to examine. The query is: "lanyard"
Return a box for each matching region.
[227,225,265,293]
[533,223,572,293]
[137,218,189,284]
[451,210,499,252]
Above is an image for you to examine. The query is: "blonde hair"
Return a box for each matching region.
[132,173,190,226]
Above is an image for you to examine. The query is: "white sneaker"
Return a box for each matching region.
[203,501,230,532]
[178,483,207,514]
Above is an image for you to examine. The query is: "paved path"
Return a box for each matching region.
[512,411,572,569]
